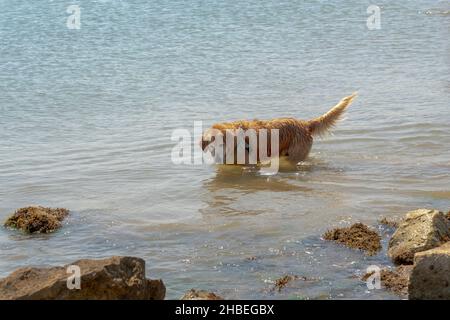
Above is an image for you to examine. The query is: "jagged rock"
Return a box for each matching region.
[388,209,450,265]
[323,223,382,255]
[409,242,450,300]
[0,256,165,300]
[4,206,69,233]
[181,289,223,300]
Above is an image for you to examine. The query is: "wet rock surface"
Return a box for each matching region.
[409,242,450,300]
[323,223,382,255]
[388,209,450,265]
[4,206,69,233]
[0,256,165,300]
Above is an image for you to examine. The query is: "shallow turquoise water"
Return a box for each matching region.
[0,0,449,299]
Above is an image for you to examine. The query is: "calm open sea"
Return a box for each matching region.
[0,0,449,299]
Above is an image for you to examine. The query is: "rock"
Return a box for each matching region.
[362,265,413,296]
[388,209,450,265]
[181,289,224,300]
[4,206,69,233]
[0,256,165,300]
[323,223,382,255]
[273,275,298,292]
[379,217,400,228]
[270,275,314,292]
[409,242,450,300]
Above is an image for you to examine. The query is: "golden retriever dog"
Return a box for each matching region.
[201,93,356,165]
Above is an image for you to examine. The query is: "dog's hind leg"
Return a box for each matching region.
[286,135,313,164]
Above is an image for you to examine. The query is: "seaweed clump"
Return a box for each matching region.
[4,206,69,233]
[323,223,382,255]
[362,265,413,296]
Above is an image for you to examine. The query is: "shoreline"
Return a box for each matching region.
[1,206,449,300]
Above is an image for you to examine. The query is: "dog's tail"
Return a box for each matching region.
[307,93,357,137]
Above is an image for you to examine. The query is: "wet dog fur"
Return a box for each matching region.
[201,93,357,165]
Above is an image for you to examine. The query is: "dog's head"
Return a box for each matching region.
[201,128,255,164]
[200,128,224,157]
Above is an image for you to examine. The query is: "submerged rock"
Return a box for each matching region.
[323,223,382,255]
[273,275,300,292]
[4,206,69,233]
[362,265,413,296]
[0,256,165,300]
[388,209,450,265]
[181,289,224,300]
[379,217,400,228]
[409,242,450,300]
[270,274,315,293]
